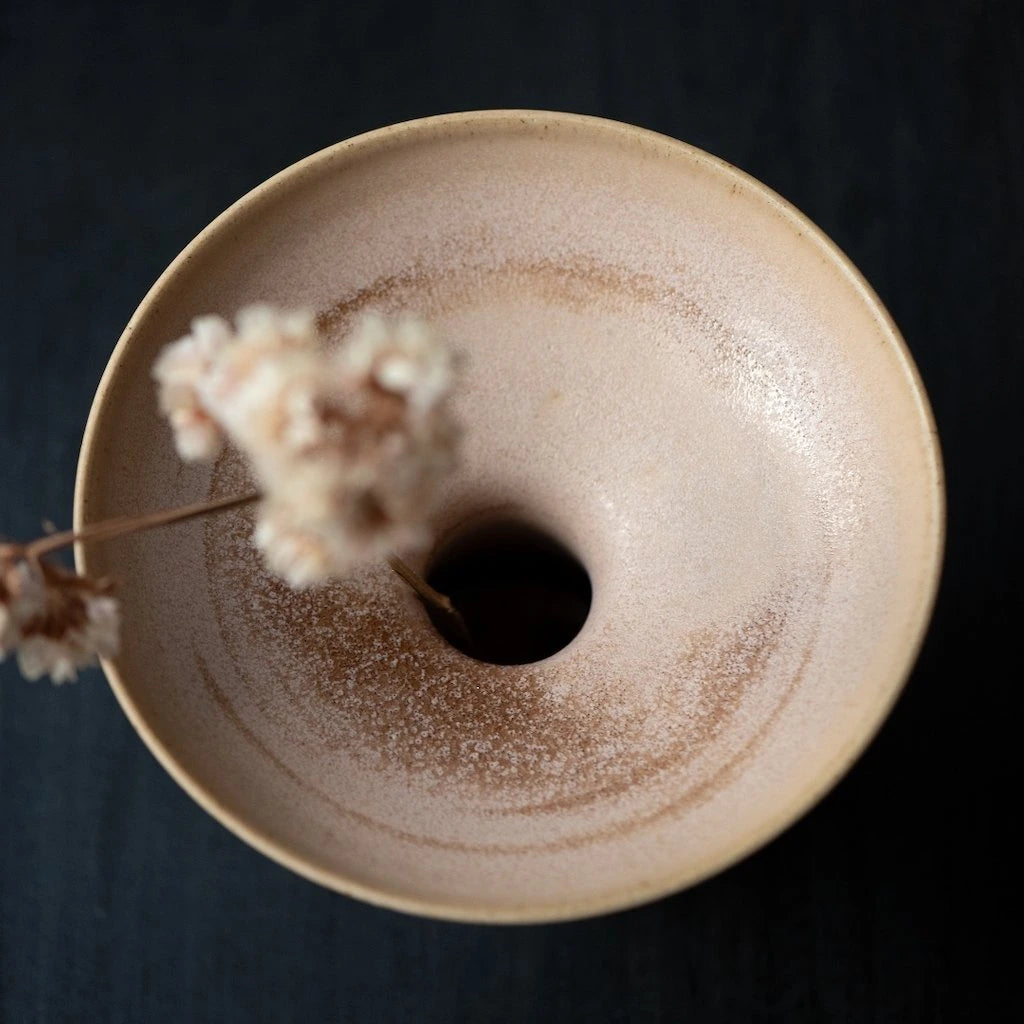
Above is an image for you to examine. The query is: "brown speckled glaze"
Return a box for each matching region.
[74,111,944,922]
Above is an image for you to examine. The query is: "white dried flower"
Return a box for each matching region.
[153,306,318,463]
[0,550,120,684]
[244,315,456,586]
[153,306,460,588]
[251,456,436,588]
[253,497,355,590]
[339,313,454,415]
[200,346,329,472]
[1,582,22,656]
[152,315,234,461]
[1,551,41,657]
[0,605,12,654]
[16,598,120,684]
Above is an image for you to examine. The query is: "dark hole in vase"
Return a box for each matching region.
[425,518,592,665]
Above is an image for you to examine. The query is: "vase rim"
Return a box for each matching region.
[74,109,945,923]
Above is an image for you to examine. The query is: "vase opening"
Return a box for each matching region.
[424,516,592,665]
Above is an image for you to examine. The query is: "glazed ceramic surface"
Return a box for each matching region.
[76,111,943,921]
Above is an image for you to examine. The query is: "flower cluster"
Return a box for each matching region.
[1,546,120,683]
[2,305,457,684]
[153,307,459,586]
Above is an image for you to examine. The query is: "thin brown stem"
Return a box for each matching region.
[387,555,473,651]
[387,555,455,614]
[10,493,472,648]
[25,491,261,559]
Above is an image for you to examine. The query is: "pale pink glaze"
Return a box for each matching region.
[75,112,943,921]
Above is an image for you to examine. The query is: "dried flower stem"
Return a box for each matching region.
[13,493,461,634]
[387,555,455,615]
[388,555,473,650]
[22,492,262,560]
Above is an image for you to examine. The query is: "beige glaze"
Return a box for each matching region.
[74,111,944,922]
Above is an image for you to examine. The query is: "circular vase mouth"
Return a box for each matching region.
[74,109,944,924]
[424,515,593,666]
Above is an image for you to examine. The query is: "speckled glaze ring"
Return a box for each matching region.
[75,111,944,922]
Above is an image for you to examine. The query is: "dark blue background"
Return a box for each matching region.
[1,2,1017,1020]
